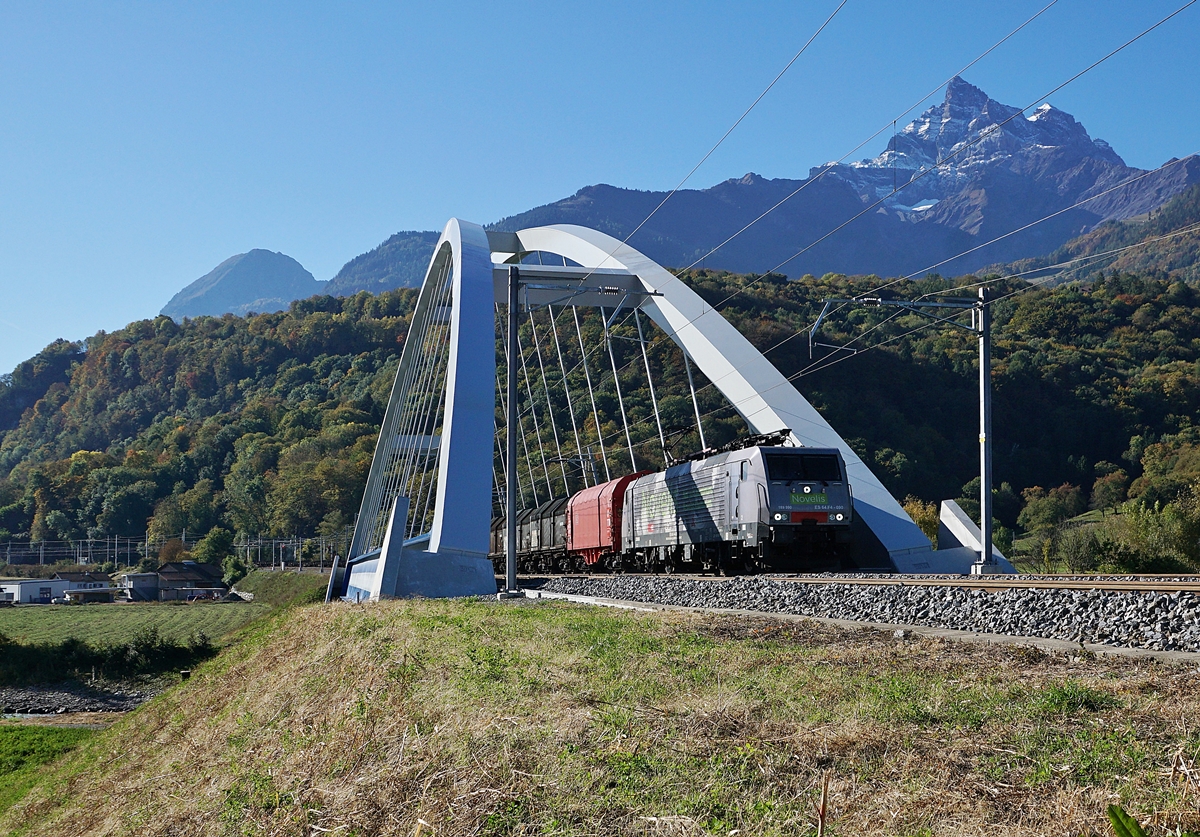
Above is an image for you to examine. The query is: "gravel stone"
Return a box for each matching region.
[0,683,150,714]
[532,575,1200,653]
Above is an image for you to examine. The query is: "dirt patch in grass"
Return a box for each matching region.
[4,599,1200,836]
[1,713,122,728]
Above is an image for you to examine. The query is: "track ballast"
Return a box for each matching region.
[521,574,1200,654]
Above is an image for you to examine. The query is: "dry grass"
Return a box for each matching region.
[4,598,1200,836]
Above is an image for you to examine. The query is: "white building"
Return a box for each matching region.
[0,578,71,604]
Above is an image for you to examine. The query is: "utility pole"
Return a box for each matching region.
[810,291,998,573]
[505,265,520,596]
[975,288,995,574]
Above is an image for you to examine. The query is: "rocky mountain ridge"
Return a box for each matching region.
[818,77,1196,238]
[323,77,1197,294]
[164,77,1200,315]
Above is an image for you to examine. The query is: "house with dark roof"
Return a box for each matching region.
[114,561,228,602]
[54,571,113,589]
[153,561,228,601]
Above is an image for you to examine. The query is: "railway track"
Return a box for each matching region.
[524,573,1200,655]
[518,573,1200,594]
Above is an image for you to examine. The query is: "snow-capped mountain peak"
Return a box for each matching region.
[810,76,1125,209]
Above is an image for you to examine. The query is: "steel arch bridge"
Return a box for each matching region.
[330,219,1002,601]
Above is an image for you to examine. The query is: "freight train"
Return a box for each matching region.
[489,433,854,575]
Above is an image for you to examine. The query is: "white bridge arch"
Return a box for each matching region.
[331,218,989,601]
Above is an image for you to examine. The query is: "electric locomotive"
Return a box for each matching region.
[622,443,852,573]
[489,431,854,574]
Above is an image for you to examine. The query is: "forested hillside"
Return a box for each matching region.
[997,183,1200,284]
[0,292,416,547]
[1,266,1199,570]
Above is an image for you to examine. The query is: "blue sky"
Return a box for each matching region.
[1,0,1197,373]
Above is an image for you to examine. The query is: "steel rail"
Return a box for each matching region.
[518,573,1200,594]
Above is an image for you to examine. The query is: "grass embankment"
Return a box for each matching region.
[234,568,329,608]
[0,726,95,815]
[4,598,1200,836]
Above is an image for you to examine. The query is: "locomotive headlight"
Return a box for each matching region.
[835,513,844,521]
[773,513,784,521]
[803,485,812,494]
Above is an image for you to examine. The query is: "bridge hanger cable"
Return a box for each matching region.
[517,321,556,497]
[493,305,511,510]
[366,271,440,546]
[402,267,458,537]
[402,269,457,538]
[529,310,571,492]
[683,350,708,450]
[548,305,590,488]
[493,417,509,513]
[515,302,705,467]
[412,286,458,536]
[527,252,574,493]
[574,306,612,481]
[380,257,453,544]
[602,306,639,471]
[494,306,511,511]
[499,309,542,507]
[635,309,669,458]
[497,309,536,509]
[393,267,450,498]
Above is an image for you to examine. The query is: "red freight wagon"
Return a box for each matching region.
[565,472,647,566]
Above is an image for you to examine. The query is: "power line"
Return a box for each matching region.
[518,163,1200,468]
[900,158,1200,282]
[765,0,1198,280]
[653,0,1198,347]
[677,0,1062,275]
[615,215,1200,442]
[758,152,1199,357]
[763,212,1199,389]
[637,0,1200,389]
[566,0,849,284]
[502,1,1199,470]
[508,1,1069,421]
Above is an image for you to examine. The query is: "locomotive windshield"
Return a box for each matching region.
[765,453,842,482]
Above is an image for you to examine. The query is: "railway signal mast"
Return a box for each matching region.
[810,288,999,574]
